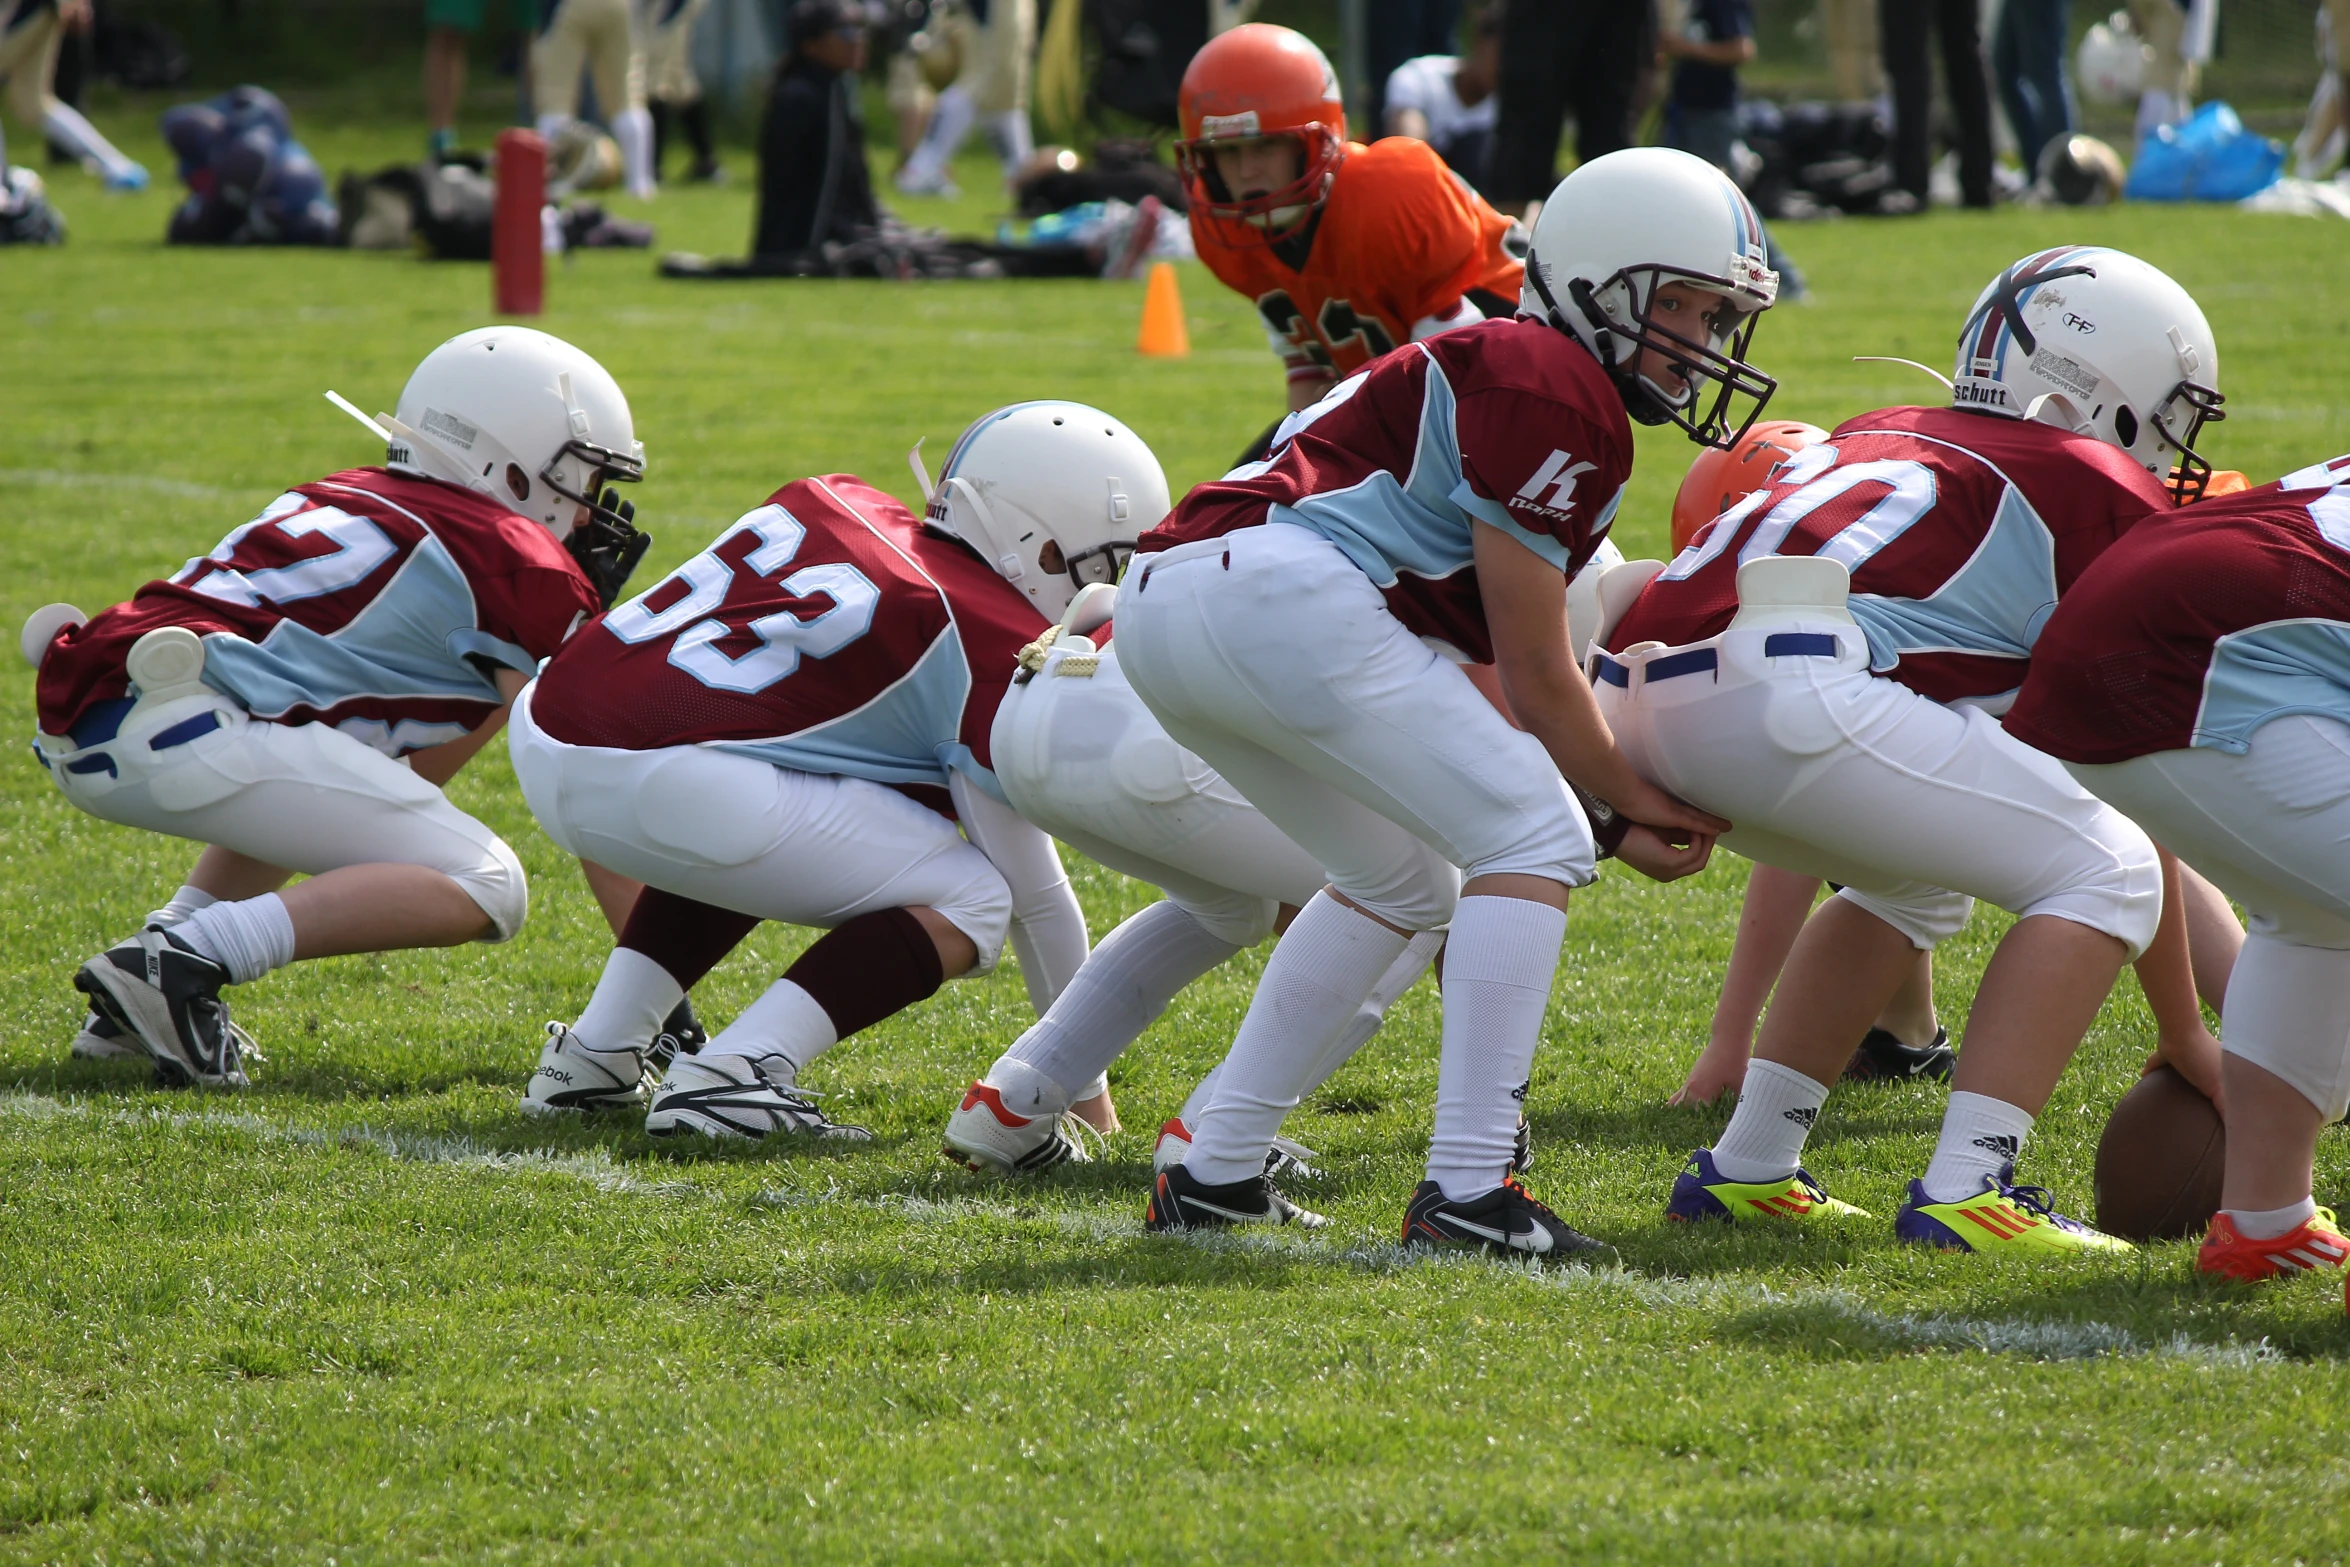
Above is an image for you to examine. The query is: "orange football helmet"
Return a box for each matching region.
[1175,24,1347,233]
[2191,469,2250,500]
[1670,419,1829,552]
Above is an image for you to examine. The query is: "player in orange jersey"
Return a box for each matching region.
[1174,23,1526,440]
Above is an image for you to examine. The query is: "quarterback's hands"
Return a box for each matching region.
[2145,1031,2226,1114]
[1610,773,1731,843]
[1615,822,1715,883]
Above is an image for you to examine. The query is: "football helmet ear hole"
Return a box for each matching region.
[505,463,532,503]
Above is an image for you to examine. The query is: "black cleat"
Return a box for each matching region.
[1400,1178,1609,1260]
[1511,1114,1532,1176]
[1145,1164,1327,1232]
[1843,1025,1955,1083]
[645,997,710,1076]
[74,927,246,1090]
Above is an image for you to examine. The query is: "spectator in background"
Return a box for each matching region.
[1381,1,1499,189]
[1659,0,1806,298]
[1819,0,1880,103]
[750,0,877,258]
[1485,0,1643,215]
[535,0,656,198]
[1,0,145,187]
[895,0,1036,196]
[1365,0,1460,143]
[1880,0,1992,209]
[1992,0,2073,176]
[427,0,529,160]
[2128,0,2195,142]
[643,0,720,182]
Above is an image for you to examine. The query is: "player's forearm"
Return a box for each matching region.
[406,706,509,785]
[1286,369,1336,413]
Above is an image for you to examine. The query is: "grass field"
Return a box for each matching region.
[8,109,2350,1563]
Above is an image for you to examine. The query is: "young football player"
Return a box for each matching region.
[1114,147,1774,1254]
[1597,245,2225,1253]
[26,327,651,1089]
[2006,452,2350,1292]
[511,403,1148,1138]
[1174,23,1526,436]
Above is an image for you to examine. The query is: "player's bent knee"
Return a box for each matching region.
[933,868,1015,976]
[1834,886,1973,951]
[1176,891,1281,948]
[2021,817,2164,959]
[450,836,530,943]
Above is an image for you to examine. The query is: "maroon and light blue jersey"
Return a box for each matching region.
[2007,455,2350,764]
[35,468,600,754]
[527,475,1047,804]
[1137,315,1632,663]
[1609,405,2173,706]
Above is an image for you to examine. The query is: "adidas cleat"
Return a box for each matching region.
[1893,1167,2132,1254]
[522,1022,652,1117]
[1843,1025,1955,1083]
[1400,1177,1608,1260]
[1145,1163,1326,1232]
[645,1052,871,1142]
[942,1080,1092,1174]
[1148,1117,1320,1180]
[2197,1209,2350,1282]
[74,927,246,1089]
[1666,1147,1870,1223]
[69,1010,142,1060]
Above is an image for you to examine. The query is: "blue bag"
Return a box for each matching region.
[2124,102,2284,202]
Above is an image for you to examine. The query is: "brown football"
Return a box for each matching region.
[2093,1064,2226,1242]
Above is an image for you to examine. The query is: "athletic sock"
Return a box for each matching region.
[1711,1059,1830,1183]
[2225,1196,2321,1240]
[903,85,973,185]
[1007,899,1241,1098]
[679,98,715,168]
[648,99,671,174]
[619,888,760,992]
[570,946,686,1056]
[146,883,219,929]
[702,907,944,1075]
[40,102,138,181]
[1919,1090,2036,1203]
[984,108,1033,177]
[1186,892,1410,1187]
[978,1054,1074,1122]
[174,893,296,985]
[1426,897,1567,1202]
[611,105,656,198]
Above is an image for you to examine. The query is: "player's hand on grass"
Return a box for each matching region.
[1615,822,1715,883]
[1668,1040,1748,1106]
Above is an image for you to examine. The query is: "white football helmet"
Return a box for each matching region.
[1950,246,2224,500]
[2075,12,2150,106]
[1518,147,1780,448]
[917,402,1171,621]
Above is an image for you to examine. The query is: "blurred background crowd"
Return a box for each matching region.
[4,0,2345,254]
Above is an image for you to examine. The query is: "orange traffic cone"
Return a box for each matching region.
[1137,262,1190,357]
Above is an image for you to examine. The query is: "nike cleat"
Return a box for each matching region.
[2197,1209,2350,1282]
[1144,1164,1326,1232]
[1400,1177,1609,1260]
[1148,1117,1319,1180]
[75,927,246,1089]
[1666,1147,1870,1223]
[69,1010,142,1060]
[1894,1167,2132,1254]
[942,1080,1092,1174]
[1513,1114,1533,1176]
[1844,1025,1955,1083]
[644,1052,871,1142]
[522,1022,652,1117]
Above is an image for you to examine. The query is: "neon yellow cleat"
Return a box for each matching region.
[1666,1148,1871,1223]
[1894,1171,2132,1254]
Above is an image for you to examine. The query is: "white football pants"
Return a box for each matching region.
[2072,714,2350,1120]
[1596,620,2161,956]
[37,692,527,939]
[509,683,1027,973]
[1115,523,1581,930]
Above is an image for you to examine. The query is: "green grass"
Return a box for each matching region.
[8,111,2350,1563]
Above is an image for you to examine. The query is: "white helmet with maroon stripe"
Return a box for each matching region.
[1518,147,1780,449]
[917,402,1171,621]
[1950,246,2224,501]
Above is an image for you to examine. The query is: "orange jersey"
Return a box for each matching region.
[1190,136,1525,384]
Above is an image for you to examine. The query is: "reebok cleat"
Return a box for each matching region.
[2197,1209,2350,1282]
[1666,1147,1870,1223]
[644,1052,871,1142]
[1894,1166,2131,1254]
[74,926,246,1089]
[1144,1164,1326,1232]
[1843,1025,1955,1083]
[522,1022,652,1116]
[1400,1177,1609,1260]
[942,1080,1092,1174]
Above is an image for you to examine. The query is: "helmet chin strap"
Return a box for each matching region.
[907,437,936,506]
[2023,391,2096,437]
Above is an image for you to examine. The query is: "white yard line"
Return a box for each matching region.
[0,468,248,500]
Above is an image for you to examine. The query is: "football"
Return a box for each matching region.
[2093,1065,2226,1242]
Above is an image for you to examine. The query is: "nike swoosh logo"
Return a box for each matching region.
[1181,1197,1269,1224]
[1437,1213,1549,1252]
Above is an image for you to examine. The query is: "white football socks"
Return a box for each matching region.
[901,85,974,187]
[2224,1197,2319,1240]
[984,108,1033,179]
[146,883,219,930]
[1008,899,1242,1098]
[701,978,837,1080]
[1426,897,1565,1202]
[1710,1059,1830,1183]
[1919,1090,2035,1203]
[611,106,656,198]
[981,1055,1074,1122]
[571,946,686,1056]
[1185,892,1410,1187]
[41,101,141,182]
[174,893,297,984]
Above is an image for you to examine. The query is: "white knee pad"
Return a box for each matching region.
[1335,844,1463,934]
[2016,808,2163,960]
[1834,885,1976,951]
[1173,889,1282,948]
[453,833,530,943]
[2223,932,2350,1121]
[1457,779,1596,900]
[933,860,1015,975]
